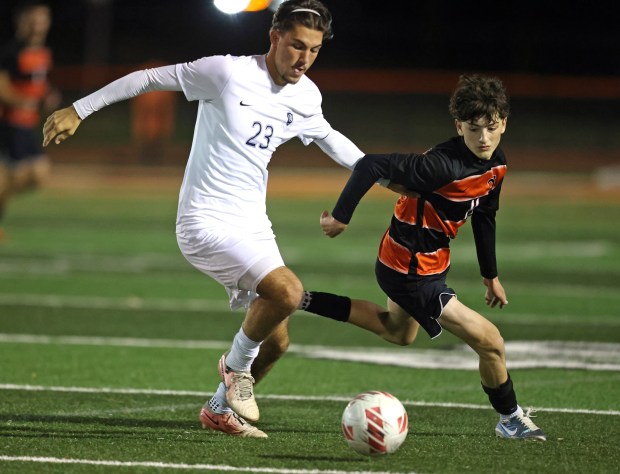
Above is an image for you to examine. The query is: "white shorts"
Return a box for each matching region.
[176,225,285,310]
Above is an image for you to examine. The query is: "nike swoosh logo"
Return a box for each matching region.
[240,101,252,106]
[203,412,220,426]
[503,426,518,436]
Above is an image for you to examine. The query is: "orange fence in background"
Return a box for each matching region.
[311,70,620,100]
[51,65,620,100]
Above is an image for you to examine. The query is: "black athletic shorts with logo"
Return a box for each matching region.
[375,259,456,339]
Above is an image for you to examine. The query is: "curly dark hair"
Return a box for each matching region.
[271,0,333,41]
[449,74,510,122]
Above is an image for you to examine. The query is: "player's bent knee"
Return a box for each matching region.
[382,303,418,346]
[387,334,414,346]
[400,330,418,346]
[259,269,304,312]
[385,321,418,346]
[273,283,303,314]
[401,329,418,346]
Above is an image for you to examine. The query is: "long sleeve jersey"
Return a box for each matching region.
[74,54,363,233]
[332,136,507,279]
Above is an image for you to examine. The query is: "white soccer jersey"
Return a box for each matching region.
[73,54,364,306]
[74,54,363,235]
[176,54,332,232]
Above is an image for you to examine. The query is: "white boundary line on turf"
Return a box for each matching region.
[1,292,619,323]
[1,384,619,417]
[0,456,414,474]
[0,333,230,350]
[0,293,231,312]
[2,333,620,372]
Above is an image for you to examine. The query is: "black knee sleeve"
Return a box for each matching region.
[299,291,351,322]
[482,373,518,416]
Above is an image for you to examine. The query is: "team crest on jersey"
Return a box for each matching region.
[286,112,294,126]
[487,175,497,188]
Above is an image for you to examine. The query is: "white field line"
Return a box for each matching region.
[0,456,413,474]
[1,293,619,325]
[292,341,620,372]
[0,383,211,397]
[0,254,185,274]
[1,383,619,417]
[0,333,230,350]
[2,333,620,372]
[0,293,231,312]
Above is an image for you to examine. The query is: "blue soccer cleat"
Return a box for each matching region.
[495,408,546,441]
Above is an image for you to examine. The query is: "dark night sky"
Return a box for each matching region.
[1,0,619,75]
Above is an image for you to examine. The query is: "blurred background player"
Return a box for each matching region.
[0,1,58,242]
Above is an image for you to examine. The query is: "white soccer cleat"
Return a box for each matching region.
[218,353,260,422]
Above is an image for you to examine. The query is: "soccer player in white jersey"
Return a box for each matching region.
[42,0,377,438]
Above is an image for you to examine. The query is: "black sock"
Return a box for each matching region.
[299,291,351,322]
[482,373,518,416]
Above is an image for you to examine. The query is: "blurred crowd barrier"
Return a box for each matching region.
[46,65,620,173]
[51,65,620,99]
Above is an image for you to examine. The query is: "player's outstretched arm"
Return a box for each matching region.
[43,66,184,148]
[483,277,508,309]
[320,210,347,238]
[42,105,82,146]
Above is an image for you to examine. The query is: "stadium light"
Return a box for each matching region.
[245,0,272,11]
[214,0,272,14]
[214,0,249,14]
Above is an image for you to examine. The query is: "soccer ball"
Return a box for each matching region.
[341,390,408,456]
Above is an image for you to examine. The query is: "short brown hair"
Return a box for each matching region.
[271,0,333,41]
[449,74,510,122]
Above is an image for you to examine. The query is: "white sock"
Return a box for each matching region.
[225,327,261,373]
[501,405,524,421]
[207,383,231,414]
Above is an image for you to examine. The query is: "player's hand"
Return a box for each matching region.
[42,106,82,146]
[320,210,347,238]
[483,277,508,309]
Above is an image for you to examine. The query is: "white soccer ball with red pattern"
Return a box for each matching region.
[341,390,408,456]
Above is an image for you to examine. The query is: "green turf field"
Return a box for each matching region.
[1,168,619,473]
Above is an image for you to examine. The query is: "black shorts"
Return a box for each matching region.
[375,259,456,339]
[0,123,44,165]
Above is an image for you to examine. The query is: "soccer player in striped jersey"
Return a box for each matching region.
[316,74,546,440]
[0,1,56,242]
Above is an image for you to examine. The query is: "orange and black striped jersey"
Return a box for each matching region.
[332,136,507,279]
[0,40,52,128]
